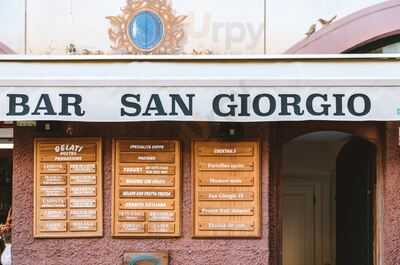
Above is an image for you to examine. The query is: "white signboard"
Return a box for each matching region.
[1,86,400,121]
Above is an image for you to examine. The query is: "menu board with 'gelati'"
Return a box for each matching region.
[34,138,103,238]
[192,140,261,237]
[112,139,181,237]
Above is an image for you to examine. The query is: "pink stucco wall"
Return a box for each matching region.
[383,122,400,265]
[12,122,270,265]
[11,121,400,264]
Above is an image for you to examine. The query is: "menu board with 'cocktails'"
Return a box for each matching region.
[192,140,261,237]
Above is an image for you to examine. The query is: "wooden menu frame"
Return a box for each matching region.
[112,139,181,237]
[192,139,261,238]
[33,137,103,238]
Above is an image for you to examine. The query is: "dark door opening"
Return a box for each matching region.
[0,147,12,265]
[336,137,375,265]
[282,132,376,265]
[0,149,12,224]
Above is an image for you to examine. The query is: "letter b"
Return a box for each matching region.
[7,94,30,116]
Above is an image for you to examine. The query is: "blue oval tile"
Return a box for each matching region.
[129,11,164,50]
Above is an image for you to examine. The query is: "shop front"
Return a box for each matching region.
[1,56,399,265]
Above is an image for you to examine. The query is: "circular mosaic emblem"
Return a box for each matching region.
[107,0,187,54]
[128,11,164,50]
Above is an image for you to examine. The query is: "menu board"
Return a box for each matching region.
[192,140,261,237]
[34,138,102,238]
[112,139,181,237]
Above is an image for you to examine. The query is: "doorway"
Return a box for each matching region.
[281,131,376,265]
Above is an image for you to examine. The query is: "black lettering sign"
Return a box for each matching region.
[143,94,167,116]
[306,94,330,116]
[253,94,276,116]
[59,94,85,116]
[279,94,304,116]
[7,94,29,116]
[348,94,371,116]
[169,94,194,116]
[333,94,345,116]
[32,94,56,115]
[238,94,250,117]
[213,94,236,117]
[121,94,141,116]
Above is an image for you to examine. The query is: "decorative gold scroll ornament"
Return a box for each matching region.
[106,0,187,54]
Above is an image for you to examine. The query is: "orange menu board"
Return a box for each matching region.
[34,138,103,238]
[192,140,261,237]
[112,139,181,237]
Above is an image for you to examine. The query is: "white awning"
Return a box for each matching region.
[0,55,400,122]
